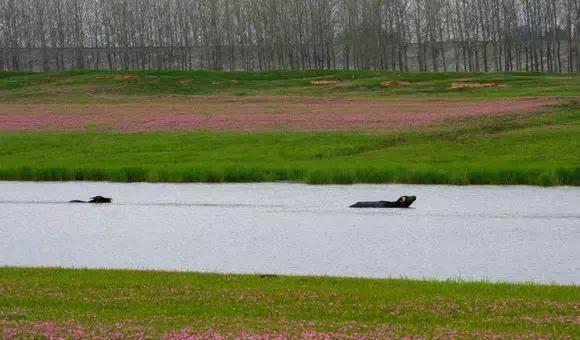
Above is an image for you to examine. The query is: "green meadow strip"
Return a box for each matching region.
[0,96,578,186]
[0,267,578,338]
[1,130,579,185]
[1,70,579,101]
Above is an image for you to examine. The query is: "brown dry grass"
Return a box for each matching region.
[450,82,502,89]
[380,80,412,88]
[310,80,341,86]
[94,74,145,80]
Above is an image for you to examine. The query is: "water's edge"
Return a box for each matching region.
[1,182,579,284]
[2,265,575,287]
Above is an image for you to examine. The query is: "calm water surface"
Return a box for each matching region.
[1,182,578,284]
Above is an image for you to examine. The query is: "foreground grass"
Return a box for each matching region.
[0,268,578,338]
[0,70,579,102]
[1,104,579,186]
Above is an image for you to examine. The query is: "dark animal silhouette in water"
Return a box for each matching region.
[69,196,112,204]
[350,196,416,208]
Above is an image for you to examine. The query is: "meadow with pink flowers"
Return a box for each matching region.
[1,71,579,338]
[0,268,578,339]
[1,71,579,186]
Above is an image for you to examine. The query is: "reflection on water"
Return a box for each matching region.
[1,182,579,284]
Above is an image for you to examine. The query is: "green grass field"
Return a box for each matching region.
[1,72,579,338]
[0,70,579,185]
[1,103,578,185]
[0,268,578,338]
[0,70,579,102]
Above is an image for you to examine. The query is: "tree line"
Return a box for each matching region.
[1,0,579,72]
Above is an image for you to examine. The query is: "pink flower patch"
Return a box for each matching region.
[0,97,562,133]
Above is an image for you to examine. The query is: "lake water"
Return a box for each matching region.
[1,182,579,284]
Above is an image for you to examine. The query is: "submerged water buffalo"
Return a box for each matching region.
[350,196,416,208]
[69,196,112,204]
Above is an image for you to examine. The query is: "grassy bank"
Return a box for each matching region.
[1,70,579,102]
[1,70,578,185]
[1,105,578,186]
[0,268,578,338]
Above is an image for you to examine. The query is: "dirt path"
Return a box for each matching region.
[0,96,561,132]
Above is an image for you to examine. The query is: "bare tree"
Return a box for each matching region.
[0,0,576,72]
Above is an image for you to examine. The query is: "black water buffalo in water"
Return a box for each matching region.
[350,196,416,208]
[69,196,112,204]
